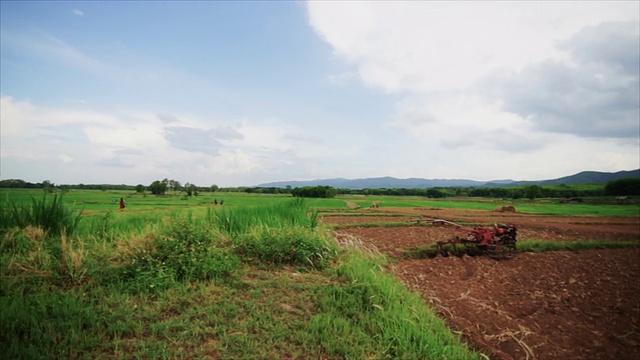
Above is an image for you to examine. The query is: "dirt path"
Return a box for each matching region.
[323,208,640,360]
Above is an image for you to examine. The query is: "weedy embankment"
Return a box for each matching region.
[1,195,480,359]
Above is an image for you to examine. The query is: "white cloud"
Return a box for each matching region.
[0,97,327,186]
[306,1,640,181]
[72,9,84,16]
[210,149,264,175]
[308,2,638,93]
[0,96,35,137]
[84,123,167,150]
[233,121,293,153]
[59,154,74,163]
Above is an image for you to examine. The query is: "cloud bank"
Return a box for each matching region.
[306,2,639,179]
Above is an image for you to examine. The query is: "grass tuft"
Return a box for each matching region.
[0,193,83,237]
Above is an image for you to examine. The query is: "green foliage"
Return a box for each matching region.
[469,184,606,199]
[148,180,167,195]
[0,226,52,272]
[234,226,337,269]
[118,219,241,293]
[524,185,542,199]
[184,182,197,196]
[516,239,639,252]
[211,198,318,236]
[0,290,111,359]
[0,193,83,237]
[605,177,640,196]
[291,186,337,198]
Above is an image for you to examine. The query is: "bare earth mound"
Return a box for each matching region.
[323,208,640,360]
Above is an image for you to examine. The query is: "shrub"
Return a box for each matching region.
[118,219,241,293]
[234,226,337,269]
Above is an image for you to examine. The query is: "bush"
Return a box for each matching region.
[119,219,241,293]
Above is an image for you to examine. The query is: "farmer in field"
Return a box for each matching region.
[119,198,126,212]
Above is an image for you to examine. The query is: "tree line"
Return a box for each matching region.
[0,178,219,197]
[220,179,640,198]
[1,178,638,198]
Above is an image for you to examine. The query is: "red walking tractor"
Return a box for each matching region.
[411,218,518,258]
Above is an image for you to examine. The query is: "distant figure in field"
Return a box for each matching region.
[220,198,224,205]
[119,198,126,212]
[214,198,218,205]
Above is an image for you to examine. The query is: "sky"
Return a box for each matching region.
[1,1,639,187]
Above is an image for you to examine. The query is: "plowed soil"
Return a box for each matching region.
[323,207,640,360]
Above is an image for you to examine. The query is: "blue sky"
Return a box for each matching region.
[1,1,639,187]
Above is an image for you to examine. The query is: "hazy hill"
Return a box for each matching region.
[256,169,640,190]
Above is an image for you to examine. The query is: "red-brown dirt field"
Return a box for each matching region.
[323,207,640,360]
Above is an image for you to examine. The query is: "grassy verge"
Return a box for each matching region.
[515,239,639,252]
[406,240,640,259]
[1,198,481,359]
[0,193,84,237]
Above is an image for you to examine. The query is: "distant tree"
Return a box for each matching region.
[41,180,53,188]
[184,183,198,196]
[210,184,219,193]
[149,180,167,195]
[291,186,337,198]
[605,178,640,196]
[169,180,182,193]
[524,185,542,200]
[135,184,145,193]
[0,179,27,188]
[426,189,445,198]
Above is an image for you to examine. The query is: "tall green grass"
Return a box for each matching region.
[234,226,336,269]
[77,210,170,240]
[311,251,481,359]
[0,193,83,237]
[209,198,318,235]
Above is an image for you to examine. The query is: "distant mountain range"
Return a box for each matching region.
[256,169,640,190]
